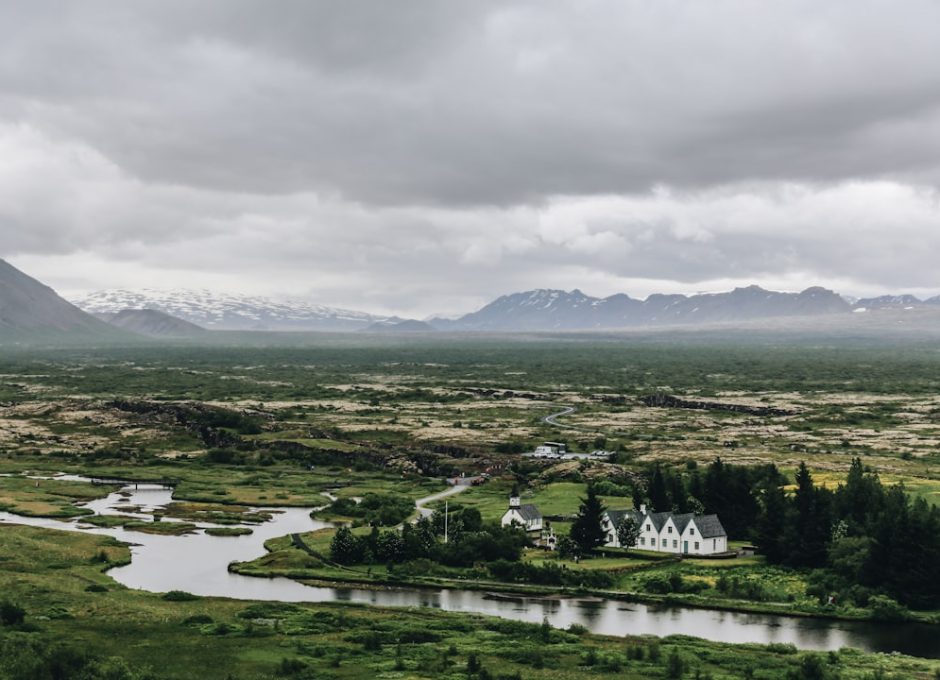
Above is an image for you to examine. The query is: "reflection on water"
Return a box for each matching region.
[1,479,937,658]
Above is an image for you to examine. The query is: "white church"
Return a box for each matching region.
[602,505,728,555]
[500,490,543,533]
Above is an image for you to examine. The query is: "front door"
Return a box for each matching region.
[683,541,689,554]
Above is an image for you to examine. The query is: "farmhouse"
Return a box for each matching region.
[500,492,543,533]
[602,504,728,555]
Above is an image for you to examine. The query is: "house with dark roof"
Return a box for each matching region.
[602,504,728,555]
[500,492,543,533]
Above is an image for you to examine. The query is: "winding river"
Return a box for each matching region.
[1,479,937,658]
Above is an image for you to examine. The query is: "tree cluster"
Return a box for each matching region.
[330,509,529,569]
[755,458,940,610]
[640,459,785,538]
[326,493,415,526]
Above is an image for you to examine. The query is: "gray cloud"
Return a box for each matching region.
[1,1,940,316]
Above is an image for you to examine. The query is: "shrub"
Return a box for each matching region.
[161,590,199,601]
[183,614,214,625]
[0,601,26,626]
[85,584,108,593]
[666,647,685,678]
[275,658,307,676]
[868,594,909,622]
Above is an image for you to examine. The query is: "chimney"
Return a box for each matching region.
[640,503,647,514]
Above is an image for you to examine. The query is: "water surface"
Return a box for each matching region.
[2,479,937,658]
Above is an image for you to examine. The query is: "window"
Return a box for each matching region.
[694,542,700,550]
[646,524,651,531]
[667,526,673,534]
[640,537,645,545]
[689,527,695,535]
[651,538,656,546]
[672,540,678,548]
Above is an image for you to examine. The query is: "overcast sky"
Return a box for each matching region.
[2,1,940,317]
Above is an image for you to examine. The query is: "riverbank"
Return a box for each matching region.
[3,523,939,680]
[233,548,940,626]
[236,529,940,627]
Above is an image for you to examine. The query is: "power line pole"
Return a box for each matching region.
[444,500,449,544]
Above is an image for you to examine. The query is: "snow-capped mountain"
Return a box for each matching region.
[854,295,925,310]
[72,289,397,331]
[430,286,851,331]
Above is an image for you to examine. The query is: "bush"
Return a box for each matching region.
[183,614,214,625]
[666,647,686,678]
[868,594,909,621]
[0,601,26,626]
[161,590,199,602]
[85,584,108,593]
[275,658,307,676]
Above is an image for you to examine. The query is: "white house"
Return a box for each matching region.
[602,505,728,556]
[500,493,543,533]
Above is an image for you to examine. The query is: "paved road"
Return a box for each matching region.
[414,484,469,520]
[541,405,578,429]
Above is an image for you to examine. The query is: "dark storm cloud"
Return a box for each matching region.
[1,1,940,315]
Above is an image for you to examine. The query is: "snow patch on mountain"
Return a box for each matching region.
[72,289,397,331]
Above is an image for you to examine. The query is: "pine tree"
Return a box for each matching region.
[648,465,670,512]
[570,485,607,554]
[788,462,830,567]
[755,483,789,564]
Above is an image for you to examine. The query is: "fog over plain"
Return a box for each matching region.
[2,1,940,317]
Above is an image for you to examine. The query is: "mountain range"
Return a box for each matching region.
[5,257,940,343]
[61,283,940,333]
[429,286,856,331]
[73,289,399,332]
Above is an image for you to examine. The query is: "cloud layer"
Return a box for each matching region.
[1,1,939,315]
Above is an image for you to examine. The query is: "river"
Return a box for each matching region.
[1,479,937,658]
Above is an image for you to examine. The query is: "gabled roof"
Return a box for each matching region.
[671,513,695,533]
[513,504,542,521]
[693,514,726,538]
[611,509,726,539]
[647,511,672,532]
[606,509,642,528]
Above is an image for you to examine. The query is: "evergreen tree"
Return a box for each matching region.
[837,457,883,533]
[788,462,830,567]
[703,458,730,518]
[755,483,789,564]
[570,485,608,554]
[648,465,670,512]
[667,472,689,513]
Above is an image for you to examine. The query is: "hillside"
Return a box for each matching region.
[0,259,128,343]
[104,309,206,337]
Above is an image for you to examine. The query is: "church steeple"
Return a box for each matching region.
[509,484,521,508]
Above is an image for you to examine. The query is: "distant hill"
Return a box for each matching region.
[430,285,852,331]
[103,309,206,337]
[363,319,436,333]
[854,295,926,310]
[73,289,398,331]
[0,259,127,343]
